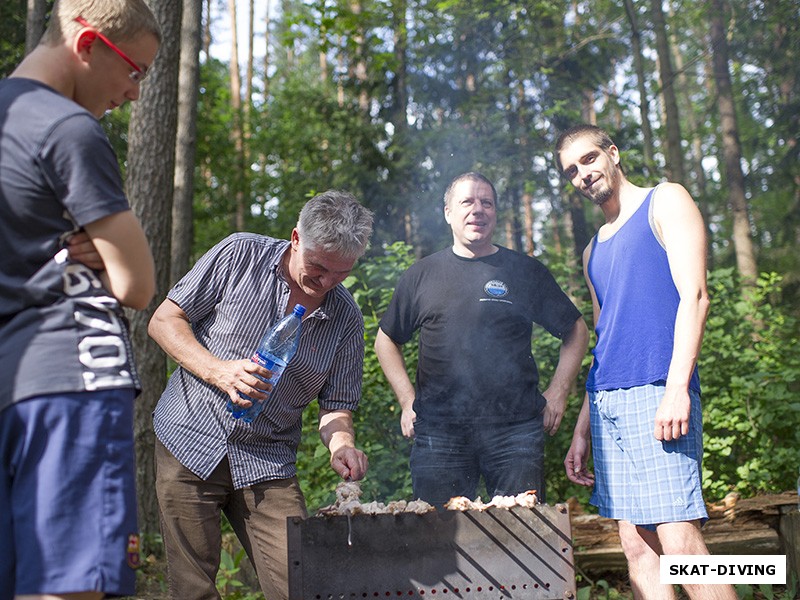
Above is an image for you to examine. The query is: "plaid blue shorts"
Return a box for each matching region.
[589,384,708,529]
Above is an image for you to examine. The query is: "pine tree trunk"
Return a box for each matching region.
[202,0,212,58]
[650,0,685,184]
[227,0,246,231]
[390,0,411,244]
[263,0,271,97]
[710,0,758,282]
[246,0,255,109]
[350,0,369,112]
[126,0,182,549]
[668,14,715,267]
[171,0,203,285]
[24,0,47,55]
[567,190,590,264]
[623,0,655,174]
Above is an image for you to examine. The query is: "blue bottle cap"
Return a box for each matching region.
[293,304,306,317]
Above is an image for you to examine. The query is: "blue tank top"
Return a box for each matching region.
[586,187,700,393]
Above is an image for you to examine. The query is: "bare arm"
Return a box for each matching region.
[148,298,274,407]
[564,241,599,485]
[319,408,368,481]
[542,317,589,435]
[652,183,710,441]
[564,393,594,486]
[374,328,417,438]
[83,210,155,310]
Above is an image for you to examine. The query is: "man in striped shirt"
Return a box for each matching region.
[149,190,373,600]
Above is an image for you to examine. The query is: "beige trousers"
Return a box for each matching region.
[154,438,308,600]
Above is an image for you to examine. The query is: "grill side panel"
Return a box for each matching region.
[287,505,576,599]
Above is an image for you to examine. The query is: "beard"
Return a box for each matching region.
[588,184,613,206]
[584,170,617,206]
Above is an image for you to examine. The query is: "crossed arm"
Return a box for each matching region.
[69,210,155,310]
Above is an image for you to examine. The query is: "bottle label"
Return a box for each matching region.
[227,352,290,422]
[251,351,288,384]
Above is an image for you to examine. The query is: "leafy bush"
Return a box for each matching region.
[700,269,800,498]
[296,242,416,511]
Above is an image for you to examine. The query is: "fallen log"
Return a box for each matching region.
[569,491,798,576]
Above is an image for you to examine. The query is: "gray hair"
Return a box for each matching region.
[297,190,374,259]
[43,0,162,46]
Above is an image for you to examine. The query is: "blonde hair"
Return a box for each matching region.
[41,0,161,46]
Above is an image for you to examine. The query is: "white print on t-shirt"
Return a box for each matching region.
[63,261,134,390]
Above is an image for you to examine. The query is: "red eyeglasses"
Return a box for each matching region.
[75,16,149,84]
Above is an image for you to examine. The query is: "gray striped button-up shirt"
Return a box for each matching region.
[153,233,364,489]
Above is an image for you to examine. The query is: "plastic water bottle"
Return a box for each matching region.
[227,304,306,423]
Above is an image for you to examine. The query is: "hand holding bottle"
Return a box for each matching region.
[218,359,275,407]
[227,304,306,423]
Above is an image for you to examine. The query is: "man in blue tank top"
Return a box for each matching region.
[556,125,735,600]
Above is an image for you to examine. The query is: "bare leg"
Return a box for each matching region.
[618,520,677,600]
[656,521,737,600]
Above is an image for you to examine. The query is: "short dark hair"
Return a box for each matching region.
[554,124,619,174]
[443,172,498,206]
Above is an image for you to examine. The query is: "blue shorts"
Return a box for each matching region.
[589,384,708,529]
[0,390,139,598]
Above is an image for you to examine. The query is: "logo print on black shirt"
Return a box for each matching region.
[484,280,508,298]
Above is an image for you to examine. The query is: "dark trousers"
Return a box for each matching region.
[155,438,308,600]
[409,415,545,508]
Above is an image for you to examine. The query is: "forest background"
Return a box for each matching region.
[4,0,800,577]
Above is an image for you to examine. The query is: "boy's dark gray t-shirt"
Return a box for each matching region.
[0,78,138,410]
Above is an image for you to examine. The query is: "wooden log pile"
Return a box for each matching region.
[569,491,800,578]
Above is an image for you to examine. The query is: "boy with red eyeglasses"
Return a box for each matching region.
[0,1,160,598]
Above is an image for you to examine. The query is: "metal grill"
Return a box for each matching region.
[287,504,575,600]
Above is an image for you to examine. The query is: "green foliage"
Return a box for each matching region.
[101,105,132,172]
[216,548,264,600]
[191,58,240,258]
[346,242,418,504]
[257,75,389,224]
[575,576,632,600]
[0,0,25,79]
[734,572,799,600]
[700,269,800,499]
[296,242,416,511]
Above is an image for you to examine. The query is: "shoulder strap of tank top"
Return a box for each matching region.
[648,184,669,249]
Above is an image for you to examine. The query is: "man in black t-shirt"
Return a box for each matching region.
[375,172,588,507]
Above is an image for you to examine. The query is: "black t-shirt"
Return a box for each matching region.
[380,246,582,423]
